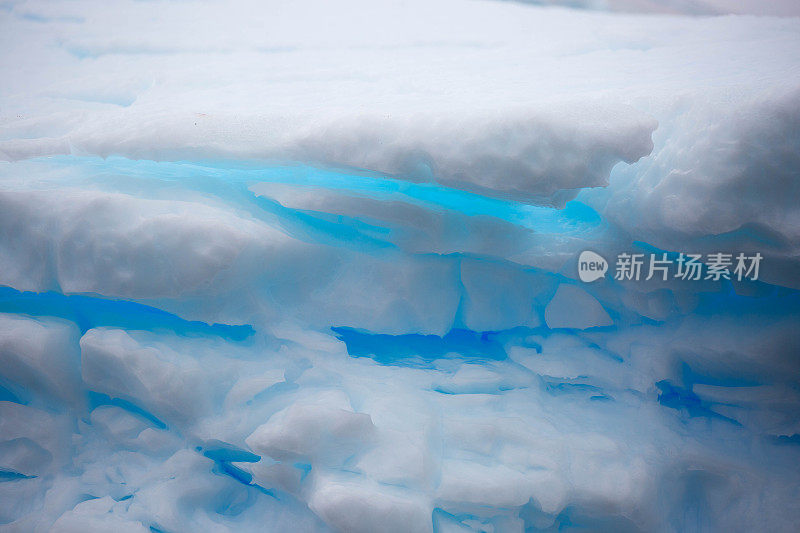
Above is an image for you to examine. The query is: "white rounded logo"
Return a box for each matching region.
[578,251,608,282]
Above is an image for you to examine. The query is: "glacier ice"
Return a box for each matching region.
[544,284,613,330]
[1,0,800,532]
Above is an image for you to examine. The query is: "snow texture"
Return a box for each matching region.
[1,0,799,532]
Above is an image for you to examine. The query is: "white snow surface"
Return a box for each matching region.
[1,1,800,532]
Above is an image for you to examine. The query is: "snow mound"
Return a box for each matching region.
[1,0,799,532]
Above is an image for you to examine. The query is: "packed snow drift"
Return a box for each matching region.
[1,0,799,531]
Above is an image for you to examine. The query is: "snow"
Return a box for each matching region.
[1,0,799,531]
[544,284,613,329]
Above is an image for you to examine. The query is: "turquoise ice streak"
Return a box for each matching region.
[0,287,254,340]
[5,155,604,237]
